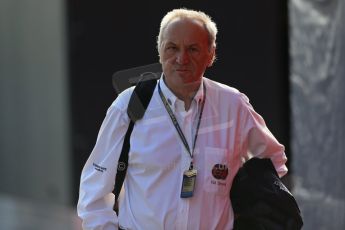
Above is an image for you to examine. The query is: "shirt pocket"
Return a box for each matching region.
[203,147,231,196]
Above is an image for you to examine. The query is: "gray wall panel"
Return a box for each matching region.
[289,0,345,228]
[0,0,71,206]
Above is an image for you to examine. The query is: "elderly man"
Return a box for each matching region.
[77,8,288,230]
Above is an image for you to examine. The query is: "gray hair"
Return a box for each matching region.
[157,8,218,62]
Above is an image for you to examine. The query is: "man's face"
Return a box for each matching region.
[159,18,214,90]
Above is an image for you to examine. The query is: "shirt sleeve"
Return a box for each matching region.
[239,93,288,178]
[77,90,131,230]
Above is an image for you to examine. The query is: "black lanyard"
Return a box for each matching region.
[158,80,206,170]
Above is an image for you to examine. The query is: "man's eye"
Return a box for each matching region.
[167,46,177,51]
[189,47,199,52]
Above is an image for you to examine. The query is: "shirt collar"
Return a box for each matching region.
[194,79,205,106]
[159,74,178,109]
[159,74,205,112]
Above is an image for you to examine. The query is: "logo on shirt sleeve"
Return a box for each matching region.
[93,163,107,173]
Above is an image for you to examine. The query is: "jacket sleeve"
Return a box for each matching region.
[239,93,288,178]
[77,90,131,230]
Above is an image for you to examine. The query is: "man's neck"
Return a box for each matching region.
[164,78,201,111]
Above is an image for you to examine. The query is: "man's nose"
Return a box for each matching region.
[176,50,190,64]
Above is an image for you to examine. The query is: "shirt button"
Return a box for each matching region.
[167,98,172,105]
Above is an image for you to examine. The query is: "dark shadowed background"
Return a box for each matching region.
[67,0,290,204]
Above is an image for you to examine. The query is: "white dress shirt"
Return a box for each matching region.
[77,76,288,230]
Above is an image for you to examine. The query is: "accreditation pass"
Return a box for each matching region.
[180,169,197,198]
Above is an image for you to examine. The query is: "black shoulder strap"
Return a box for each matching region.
[113,76,157,213]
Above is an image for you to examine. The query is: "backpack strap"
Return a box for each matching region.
[113,75,157,213]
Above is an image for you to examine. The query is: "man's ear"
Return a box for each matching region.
[208,47,216,67]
